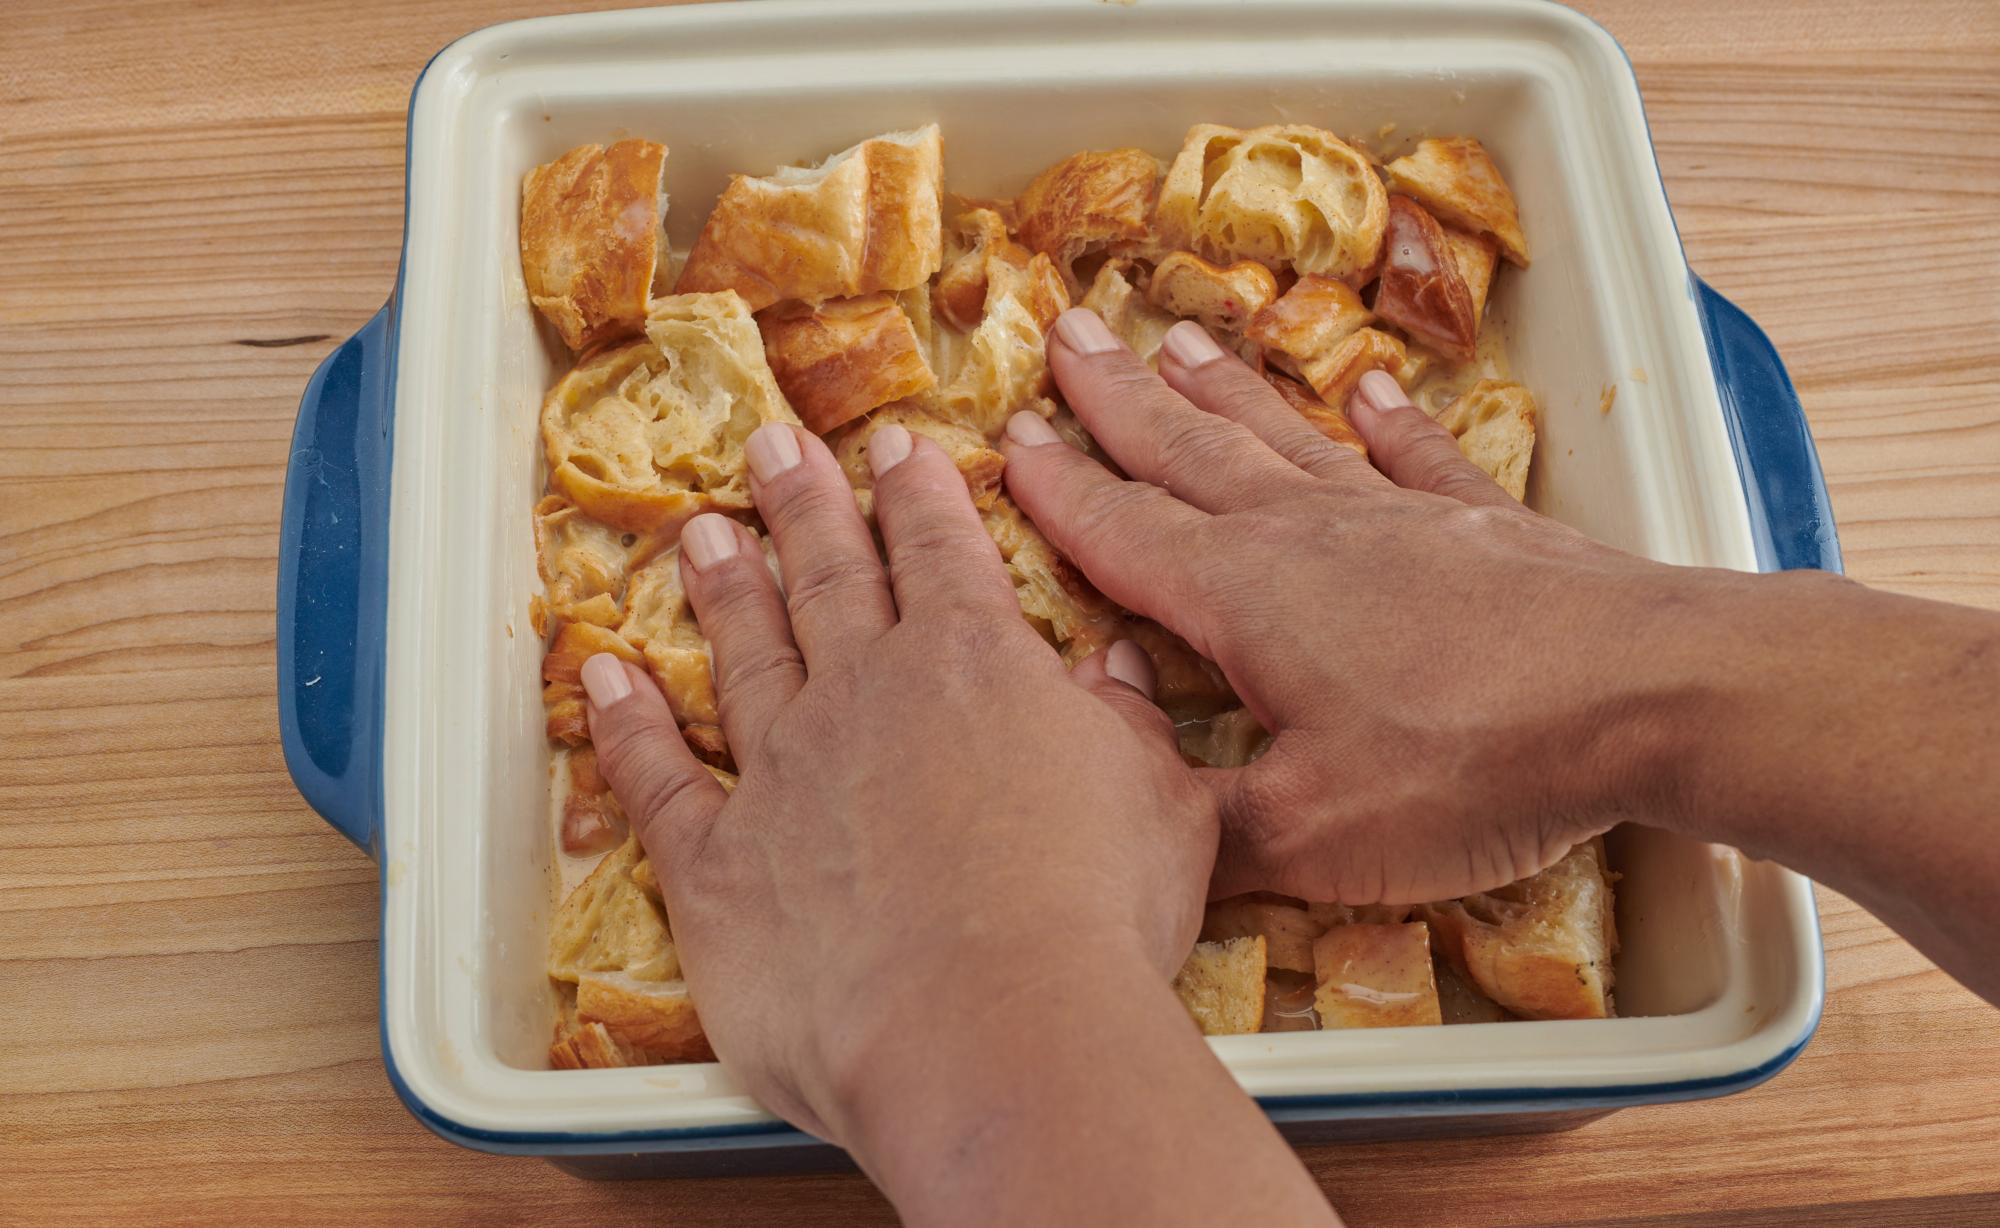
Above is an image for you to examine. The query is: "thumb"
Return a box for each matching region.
[1070,639,1178,748]
[581,654,729,872]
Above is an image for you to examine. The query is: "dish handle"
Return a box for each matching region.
[1692,276,1843,575]
[276,301,396,856]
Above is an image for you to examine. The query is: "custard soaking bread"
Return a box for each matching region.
[520,119,1587,1069]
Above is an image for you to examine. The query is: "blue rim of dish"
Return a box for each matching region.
[278,0,1835,1157]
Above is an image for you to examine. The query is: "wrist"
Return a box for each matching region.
[815,928,1160,1154]
[1541,563,1786,842]
[823,934,1183,1203]
[1592,566,1863,846]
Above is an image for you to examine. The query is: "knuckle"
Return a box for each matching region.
[597,720,711,833]
[785,554,882,623]
[692,559,775,622]
[1097,364,1174,406]
[766,475,862,535]
[1069,478,1157,542]
[1149,412,1246,474]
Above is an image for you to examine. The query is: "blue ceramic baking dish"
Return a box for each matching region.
[277,0,1833,1176]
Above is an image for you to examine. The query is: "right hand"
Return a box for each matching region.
[1002,308,1722,905]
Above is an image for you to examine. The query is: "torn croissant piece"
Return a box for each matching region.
[1419,836,1618,1021]
[560,746,627,857]
[933,249,1069,437]
[1118,619,1234,720]
[1382,136,1529,268]
[546,840,715,1064]
[676,125,944,310]
[540,292,800,533]
[1173,935,1267,1036]
[936,208,1046,332]
[1312,922,1444,1029]
[533,495,632,629]
[1245,274,1374,372]
[1080,261,1178,368]
[1437,379,1537,501]
[1290,327,1410,410]
[544,680,590,747]
[1263,372,1368,458]
[982,497,1121,656]
[542,620,643,688]
[617,547,718,728]
[548,837,679,984]
[1178,706,1273,770]
[1012,147,1162,293]
[1203,896,1324,976]
[571,973,715,1064]
[833,401,1006,516]
[520,139,668,351]
[1145,252,1279,334]
[1156,123,1388,283]
[1372,195,1484,363]
[758,293,936,435]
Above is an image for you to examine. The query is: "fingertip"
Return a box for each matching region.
[1346,369,1414,439]
[580,652,636,708]
[680,512,741,572]
[1102,639,1157,701]
[1051,307,1122,357]
[1004,410,1064,449]
[866,422,914,478]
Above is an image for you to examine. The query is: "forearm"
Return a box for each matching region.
[1647,569,2000,1001]
[834,946,1339,1228]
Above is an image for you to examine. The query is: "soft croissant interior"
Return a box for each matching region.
[522,120,1605,1069]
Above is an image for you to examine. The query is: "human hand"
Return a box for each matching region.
[1002,308,1710,905]
[575,420,1214,1148]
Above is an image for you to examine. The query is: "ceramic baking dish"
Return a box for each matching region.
[276,0,1839,1176]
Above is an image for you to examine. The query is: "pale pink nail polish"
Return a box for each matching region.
[1162,320,1227,370]
[1104,640,1157,700]
[1052,307,1121,356]
[1354,369,1413,416]
[680,513,740,570]
[580,653,634,707]
[745,422,803,483]
[868,423,914,477]
[1005,410,1063,447]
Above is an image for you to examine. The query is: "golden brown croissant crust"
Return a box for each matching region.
[521,139,668,351]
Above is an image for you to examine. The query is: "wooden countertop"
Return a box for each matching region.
[2,1,1996,1223]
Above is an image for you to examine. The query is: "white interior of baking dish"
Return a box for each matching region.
[377,0,1821,1139]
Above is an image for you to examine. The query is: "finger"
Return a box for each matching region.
[1070,639,1179,747]
[678,514,805,757]
[1347,371,1518,509]
[1157,320,1379,484]
[1047,307,1318,512]
[867,425,1021,622]
[1000,413,1216,650]
[745,421,898,668]
[582,655,730,868]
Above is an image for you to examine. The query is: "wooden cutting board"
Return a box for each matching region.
[1,1,1996,1223]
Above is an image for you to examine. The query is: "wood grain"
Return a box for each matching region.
[2,1,1997,1224]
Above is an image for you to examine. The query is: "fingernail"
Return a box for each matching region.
[1354,369,1412,417]
[867,423,914,477]
[1052,307,1120,356]
[680,513,740,570]
[580,653,634,707]
[745,422,803,484]
[1104,640,1157,700]
[1005,410,1063,447]
[1161,320,1226,370]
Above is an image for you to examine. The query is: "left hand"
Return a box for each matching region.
[577,420,1216,1149]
